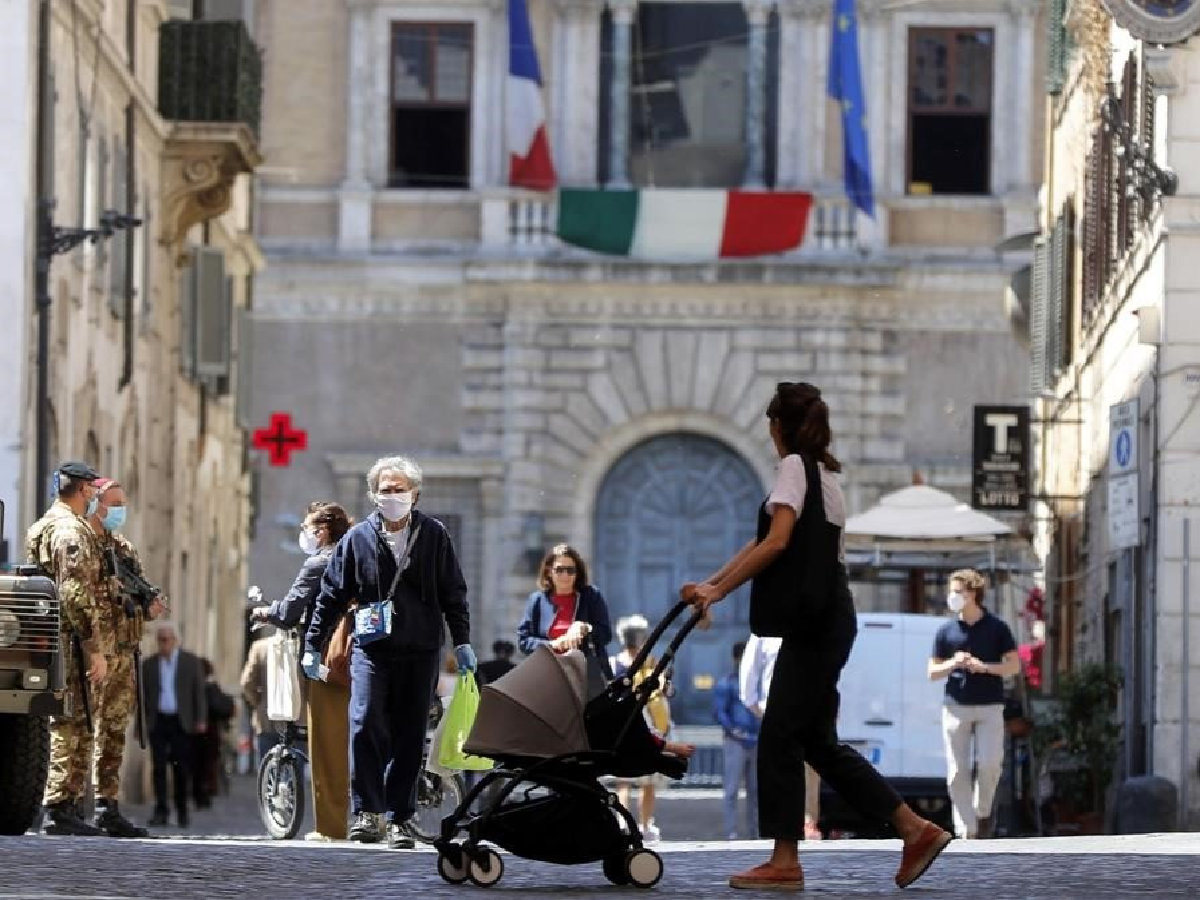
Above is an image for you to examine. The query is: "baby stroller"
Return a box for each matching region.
[433,601,705,889]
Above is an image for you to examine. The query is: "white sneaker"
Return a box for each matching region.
[641,821,661,844]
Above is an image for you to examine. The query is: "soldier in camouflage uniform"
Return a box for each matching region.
[85,478,166,838]
[24,461,108,836]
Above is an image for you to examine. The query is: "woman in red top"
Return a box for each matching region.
[517,544,614,663]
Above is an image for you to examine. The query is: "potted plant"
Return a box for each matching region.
[1035,663,1124,833]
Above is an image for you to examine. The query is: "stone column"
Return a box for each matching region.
[338,2,372,253]
[743,0,774,188]
[1009,1,1037,194]
[553,0,605,184]
[606,0,637,188]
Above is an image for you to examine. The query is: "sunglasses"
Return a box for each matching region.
[552,566,577,575]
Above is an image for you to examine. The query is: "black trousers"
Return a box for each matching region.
[349,647,439,819]
[150,714,194,819]
[757,619,903,840]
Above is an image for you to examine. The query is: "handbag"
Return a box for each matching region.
[322,609,354,688]
[435,674,494,771]
[356,523,422,645]
[266,631,303,722]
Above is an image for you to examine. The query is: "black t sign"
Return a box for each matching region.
[971,405,1030,511]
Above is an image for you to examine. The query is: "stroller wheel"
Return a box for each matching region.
[467,847,504,888]
[437,846,469,885]
[624,848,663,889]
[602,855,631,885]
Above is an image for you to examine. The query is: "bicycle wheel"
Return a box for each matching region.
[257,749,306,840]
[408,769,464,843]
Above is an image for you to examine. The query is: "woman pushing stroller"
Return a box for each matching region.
[682,381,953,892]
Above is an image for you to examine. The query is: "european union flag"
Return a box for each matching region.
[828,0,874,217]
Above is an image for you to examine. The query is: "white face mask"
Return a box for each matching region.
[298,528,320,556]
[376,492,413,522]
[947,591,967,613]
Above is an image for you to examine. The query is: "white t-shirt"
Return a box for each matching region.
[382,523,411,563]
[765,454,847,562]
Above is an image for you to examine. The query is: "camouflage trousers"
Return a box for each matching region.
[44,651,137,804]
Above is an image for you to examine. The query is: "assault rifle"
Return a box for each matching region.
[109,549,167,619]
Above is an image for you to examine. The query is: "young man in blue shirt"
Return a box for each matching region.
[928,569,1020,839]
[714,641,760,840]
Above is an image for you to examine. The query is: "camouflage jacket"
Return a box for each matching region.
[96,531,165,650]
[25,500,111,656]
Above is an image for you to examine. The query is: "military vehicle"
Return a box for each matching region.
[0,499,63,835]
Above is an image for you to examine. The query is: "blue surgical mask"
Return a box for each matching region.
[85,496,99,518]
[103,506,127,532]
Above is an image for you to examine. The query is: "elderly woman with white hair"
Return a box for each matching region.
[303,455,475,850]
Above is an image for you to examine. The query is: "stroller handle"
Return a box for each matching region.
[623,600,695,681]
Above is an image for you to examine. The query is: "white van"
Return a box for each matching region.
[819,612,952,836]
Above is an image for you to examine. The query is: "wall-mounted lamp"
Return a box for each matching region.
[1101,84,1178,202]
[1134,306,1162,346]
[521,512,546,574]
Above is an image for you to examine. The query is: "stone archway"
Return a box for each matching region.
[593,431,762,724]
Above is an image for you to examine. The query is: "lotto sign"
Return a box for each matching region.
[971,405,1031,511]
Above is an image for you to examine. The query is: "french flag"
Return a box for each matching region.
[507,0,556,191]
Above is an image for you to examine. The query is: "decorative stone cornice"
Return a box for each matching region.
[1145,45,1188,96]
[160,123,263,266]
[779,0,832,21]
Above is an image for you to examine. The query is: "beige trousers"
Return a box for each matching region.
[307,678,351,839]
[941,701,1005,838]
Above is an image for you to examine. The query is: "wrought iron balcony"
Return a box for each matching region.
[159,20,263,137]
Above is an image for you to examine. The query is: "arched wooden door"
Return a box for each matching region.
[594,433,763,724]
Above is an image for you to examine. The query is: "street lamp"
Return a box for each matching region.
[1100,83,1179,203]
[33,202,142,501]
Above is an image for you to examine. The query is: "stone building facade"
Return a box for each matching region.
[250,0,1038,722]
[13,0,263,739]
[1030,0,1200,826]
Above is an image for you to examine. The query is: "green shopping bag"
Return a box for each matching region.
[436,673,494,771]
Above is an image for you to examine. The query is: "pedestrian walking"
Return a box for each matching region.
[610,614,673,844]
[85,478,165,837]
[740,633,823,840]
[928,568,1020,839]
[142,623,207,828]
[250,501,353,841]
[477,640,516,685]
[303,456,476,850]
[517,543,613,674]
[681,381,952,891]
[193,658,235,807]
[714,641,759,840]
[25,461,108,836]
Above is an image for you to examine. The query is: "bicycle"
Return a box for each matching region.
[258,717,309,840]
[408,698,467,843]
[248,618,310,841]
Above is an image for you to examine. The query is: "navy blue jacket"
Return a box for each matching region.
[516,585,613,658]
[266,548,333,630]
[304,509,469,656]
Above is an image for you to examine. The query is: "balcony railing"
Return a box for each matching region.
[159,20,263,137]
[480,191,867,257]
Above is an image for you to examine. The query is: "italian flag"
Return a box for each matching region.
[556,189,814,259]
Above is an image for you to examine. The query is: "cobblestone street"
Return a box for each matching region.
[2,831,1199,899]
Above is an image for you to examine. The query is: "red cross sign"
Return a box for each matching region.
[252,412,308,467]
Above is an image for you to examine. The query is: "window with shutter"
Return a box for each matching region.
[194,248,231,385]
[235,306,253,428]
[95,135,108,267]
[1029,236,1050,395]
[1047,0,1069,95]
[109,141,128,316]
[180,249,198,378]
[1060,204,1076,369]
[139,183,153,332]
